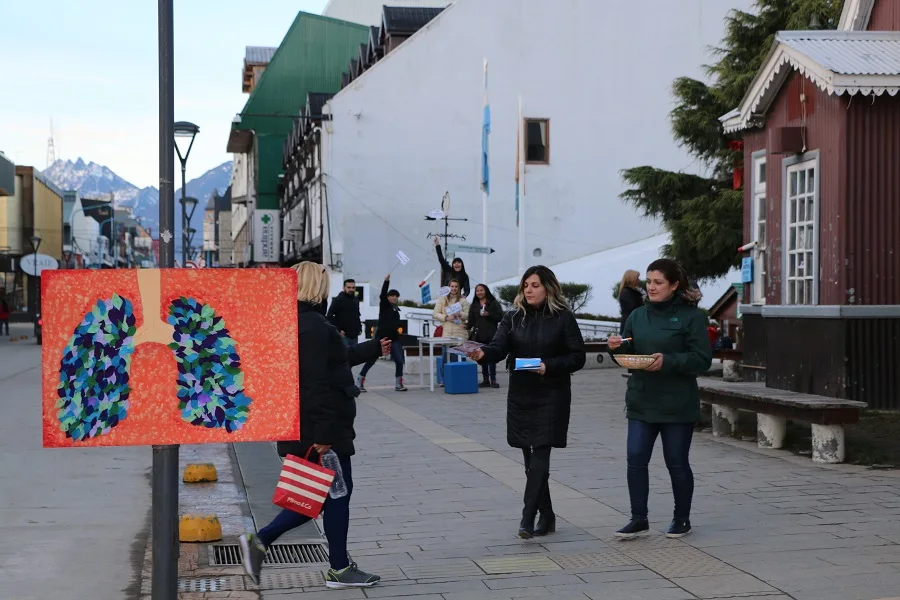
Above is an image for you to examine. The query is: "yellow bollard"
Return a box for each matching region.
[179,514,222,542]
[183,463,218,483]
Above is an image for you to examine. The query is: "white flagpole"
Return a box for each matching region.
[481,58,489,287]
[517,95,525,275]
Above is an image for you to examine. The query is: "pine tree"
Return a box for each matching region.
[619,0,842,281]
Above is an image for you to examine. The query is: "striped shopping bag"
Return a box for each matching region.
[272,452,335,518]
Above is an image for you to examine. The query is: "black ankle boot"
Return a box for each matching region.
[534,512,556,536]
[518,515,535,539]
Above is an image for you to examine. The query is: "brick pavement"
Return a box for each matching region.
[171,362,900,600]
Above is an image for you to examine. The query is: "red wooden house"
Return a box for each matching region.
[720,0,900,410]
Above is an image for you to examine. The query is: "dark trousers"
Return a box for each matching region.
[521,446,553,521]
[626,419,694,520]
[360,340,404,378]
[481,362,497,382]
[0,319,8,335]
[258,456,353,570]
[344,336,357,373]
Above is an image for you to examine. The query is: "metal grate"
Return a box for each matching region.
[257,571,325,590]
[177,576,244,592]
[210,543,329,566]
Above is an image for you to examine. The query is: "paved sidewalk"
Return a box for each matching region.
[175,362,900,600]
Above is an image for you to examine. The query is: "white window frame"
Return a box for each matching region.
[751,152,767,304]
[782,153,820,305]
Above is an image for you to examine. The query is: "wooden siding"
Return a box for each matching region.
[845,318,900,410]
[762,317,848,399]
[743,71,848,305]
[845,93,900,305]
[868,0,900,31]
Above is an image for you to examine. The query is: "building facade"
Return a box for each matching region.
[323,0,450,26]
[722,0,900,409]
[305,0,753,297]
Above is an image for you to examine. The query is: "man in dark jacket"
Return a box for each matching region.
[357,275,407,392]
[327,279,362,345]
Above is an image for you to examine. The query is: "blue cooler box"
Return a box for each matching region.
[444,361,479,394]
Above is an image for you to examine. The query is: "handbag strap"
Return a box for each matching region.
[302,447,324,465]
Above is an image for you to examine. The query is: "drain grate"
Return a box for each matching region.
[210,543,329,566]
[177,576,244,592]
[257,571,325,590]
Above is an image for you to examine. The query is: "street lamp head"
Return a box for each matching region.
[174,121,200,137]
[174,121,200,164]
[29,235,42,253]
[182,196,199,208]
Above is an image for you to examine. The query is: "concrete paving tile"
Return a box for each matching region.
[670,574,779,598]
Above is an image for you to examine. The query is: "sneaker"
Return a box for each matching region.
[614,517,649,539]
[479,380,491,388]
[239,533,266,585]
[356,376,367,392]
[491,381,500,389]
[395,378,408,392]
[665,518,692,538]
[325,562,381,588]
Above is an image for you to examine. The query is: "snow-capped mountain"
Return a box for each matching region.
[43,158,232,251]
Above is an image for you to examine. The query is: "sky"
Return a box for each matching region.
[0,0,329,188]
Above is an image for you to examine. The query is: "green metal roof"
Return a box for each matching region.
[235,12,368,210]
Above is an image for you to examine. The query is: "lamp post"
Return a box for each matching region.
[29,235,41,319]
[174,121,199,266]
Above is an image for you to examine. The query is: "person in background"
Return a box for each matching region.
[432,279,470,384]
[608,258,712,540]
[358,274,408,392]
[0,298,9,336]
[434,236,470,297]
[706,320,719,349]
[467,284,503,388]
[240,262,390,589]
[468,266,585,539]
[327,279,362,347]
[617,269,644,334]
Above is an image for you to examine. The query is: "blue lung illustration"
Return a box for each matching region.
[167,297,252,432]
[56,295,137,441]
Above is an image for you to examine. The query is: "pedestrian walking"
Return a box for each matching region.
[433,236,470,297]
[239,262,389,589]
[608,258,712,540]
[468,266,585,539]
[327,278,362,346]
[0,299,9,336]
[432,278,469,383]
[466,284,503,388]
[357,274,408,392]
[617,269,644,334]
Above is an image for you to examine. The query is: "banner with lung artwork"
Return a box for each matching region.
[41,268,300,448]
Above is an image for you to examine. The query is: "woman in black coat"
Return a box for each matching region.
[466,284,504,388]
[469,266,586,539]
[617,269,644,334]
[433,235,471,297]
[240,262,389,590]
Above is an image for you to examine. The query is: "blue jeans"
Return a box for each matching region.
[258,456,353,570]
[626,419,694,520]
[481,362,497,382]
[360,340,404,378]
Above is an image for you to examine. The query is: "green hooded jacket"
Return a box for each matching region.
[614,295,712,423]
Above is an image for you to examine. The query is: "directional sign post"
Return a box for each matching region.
[446,243,495,255]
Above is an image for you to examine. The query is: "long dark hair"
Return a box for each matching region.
[473,284,496,305]
[513,265,568,315]
[646,258,702,305]
[451,256,466,273]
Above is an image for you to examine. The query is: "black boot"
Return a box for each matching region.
[519,468,540,539]
[534,474,555,536]
[479,377,491,388]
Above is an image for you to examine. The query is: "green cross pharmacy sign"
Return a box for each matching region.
[253,209,280,264]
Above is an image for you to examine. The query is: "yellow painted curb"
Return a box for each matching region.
[183,463,218,483]
[179,514,222,542]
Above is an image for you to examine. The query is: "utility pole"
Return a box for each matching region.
[154,1,179,598]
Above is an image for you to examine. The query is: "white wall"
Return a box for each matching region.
[70,197,100,263]
[322,0,754,300]
[323,0,451,26]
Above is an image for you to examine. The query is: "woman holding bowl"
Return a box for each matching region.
[608,258,712,539]
[468,266,585,538]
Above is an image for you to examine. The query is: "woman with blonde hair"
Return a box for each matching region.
[432,278,470,381]
[240,262,389,589]
[469,266,585,538]
[617,269,644,334]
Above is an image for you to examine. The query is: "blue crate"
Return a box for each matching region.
[444,361,479,394]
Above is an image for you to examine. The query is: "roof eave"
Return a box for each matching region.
[227,128,255,154]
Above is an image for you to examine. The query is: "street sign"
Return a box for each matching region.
[446,243,495,255]
[20,253,59,277]
[740,257,753,283]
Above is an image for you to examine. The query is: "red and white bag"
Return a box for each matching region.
[272,451,335,518]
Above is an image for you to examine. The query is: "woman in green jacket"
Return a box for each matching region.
[608,258,712,540]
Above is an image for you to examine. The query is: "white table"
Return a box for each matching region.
[417,336,465,391]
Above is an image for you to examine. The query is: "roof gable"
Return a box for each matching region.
[721,30,900,133]
[382,6,446,35]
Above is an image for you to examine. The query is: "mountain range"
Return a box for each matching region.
[43,158,232,253]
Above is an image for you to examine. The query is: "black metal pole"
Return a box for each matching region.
[180,164,186,265]
[154,1,179,598]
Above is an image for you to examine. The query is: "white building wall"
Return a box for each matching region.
[322,0,451,26]
[70,197,100,264]
[322,0,753,299]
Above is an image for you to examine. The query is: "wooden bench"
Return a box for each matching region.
[698,379,866,464]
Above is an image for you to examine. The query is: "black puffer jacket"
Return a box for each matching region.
[326,292,362,337]
[277,301,382,458]
[480,305,586,448]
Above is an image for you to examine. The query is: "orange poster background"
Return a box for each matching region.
[41,268,300,448]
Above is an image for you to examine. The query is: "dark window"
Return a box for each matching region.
[525,119,549,164]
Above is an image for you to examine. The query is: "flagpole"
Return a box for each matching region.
[481,58,489,287]
[517,95,525,275]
